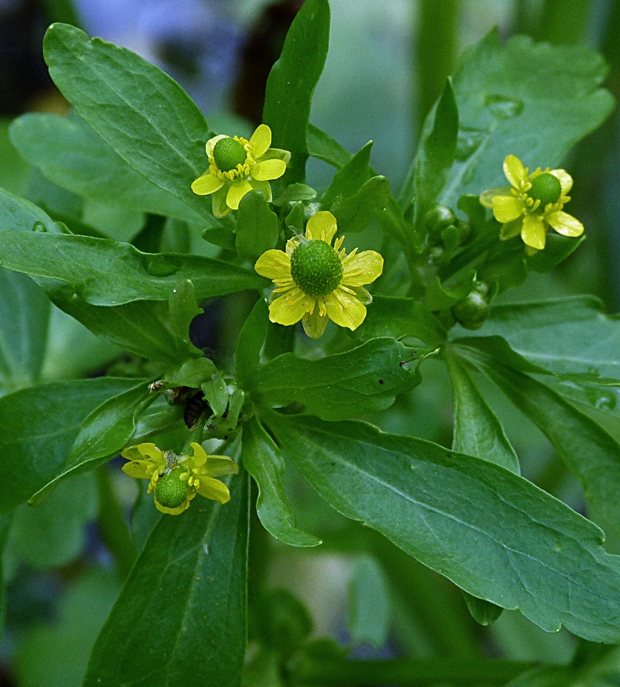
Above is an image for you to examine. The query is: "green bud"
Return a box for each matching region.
[452,281,491,330]
[424,204,456,236]
[213,138,247,172]
[528,173,561,208]
[291,240,343,297]
[155,466,189,509]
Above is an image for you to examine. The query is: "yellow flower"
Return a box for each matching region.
[254,211,384,339]
[191,124,290,218]
[121,442,238,515]
[480,154,584,251]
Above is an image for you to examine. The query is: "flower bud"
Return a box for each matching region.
[424,204,456,238]
[452,281,491,330]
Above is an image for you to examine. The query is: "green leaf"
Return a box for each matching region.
[462,592,503,627]
[306,123,352,169]
[356,295,447,346]
[331,175,390,234]
[236,191,280,262]
[83,470,249,687]
[504,666,573,687]
[242,416,320,547]
[264,412,620,642]
[0,377,140,513]
[407,78,459,221]
[0,118,30,195]
[202,225,236,250]
[168,278,202,357]
[6,473,96,568]
[263,0,330,182]
[10,113,204,223]
[348,556,390,648]
[321,141,373,205]
[0,512,13,641]
[446,349,519,473]
[236,298,269,383]
[164,357,216,388]
[0,270,50,395]
[0,186,61,233]
[438,31,614,207]
[0,231,266,306]
[479,296,620,381]
[454,336,620,526]
[202,370,229,417]
[272,183,317,207]
[425,271,476,311]
[31,380,153,505]
[43,23,214,221]
[250,338,428,421]
[527,233,586,273]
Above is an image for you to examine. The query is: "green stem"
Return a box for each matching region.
[291,656,540,686]
[415,0,460,133]
[437,225,500,281]
[96,465,137,581]
[535,0,592,45]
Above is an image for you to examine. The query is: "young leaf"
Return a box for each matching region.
[10,113,204,223]
[242,416,320,547]
[236,298,269,383]
[446,349,519,474]
[331,175,390,234]
[30,380,154,505]
[454,336,620,527]
[356,295,446,346]
[438,31,614,207]
[250,338,429,421]
[0,270,50,394]
[462,592,503,627]
[0,378,140,512]
[168,279,202,357]
[83,470,250,687]
[264,411,620,642]
[236,191,280,262]
[263,0,330,182]
[0,186,61,233]
[321,141,373,205]
[0,231,266,306]
[348,556,391,648]
[405,78,459,221]
[43,23,214,221]
[306,123,352,169]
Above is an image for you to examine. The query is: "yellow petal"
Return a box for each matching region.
[251,159,287,181]
[122,461,151,480]
[521,213,547,250]
[285,236,302,256]
[206,134,227,158]
[197,477,231,504]
[546,210,584,238]
[269,290,313,326]
[137,443,165,463]
[121,445,143,461]
[212,186,231,218]
[324,288,367,330]
[259,148,292,164]
[306,211,337,243]
[550,169,573,195]
[499,217,523,240]
[249,124,272,158]
[492,195,524,223]
[503,154,526,188]
[480,186,512,208]
[191,173,225,196]
[302,303,329,339]
[187,442,207,467]
[154,497,191,515]
[341,250,384,287]
[248,178,272,202]
[255,250,291,280]
[200,456,239,478]
[226,179,253,210]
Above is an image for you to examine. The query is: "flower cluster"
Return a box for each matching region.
[191,124,290,218]
[121,442,238,515]
[481,154,584,251]
[254,211,383,339]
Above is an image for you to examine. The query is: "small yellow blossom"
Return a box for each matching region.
[191,124,290,218]
[254,211,384,339]
[480,154,584,251]
[121,442,238,515]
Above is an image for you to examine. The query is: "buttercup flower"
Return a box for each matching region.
[254,211,384,339]
[480,154,584,251]
[121,442,238,515]
[191,124,290,218]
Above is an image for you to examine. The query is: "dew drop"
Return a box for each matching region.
[484,94,524,120]
[455,127,487,161]
[32,221,47,233]
[144,256,178,277]
[203,543,210,555]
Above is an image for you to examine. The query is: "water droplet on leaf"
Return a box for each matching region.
[455,128,487,161]
[144,256,179,277]
[33,222,47,233]
[484,94,524,119]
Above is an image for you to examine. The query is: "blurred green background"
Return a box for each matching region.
[0,1,619,685]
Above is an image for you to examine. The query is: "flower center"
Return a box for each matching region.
[213,138,247,172]
[527,173,562,209]
[155,466,189,509]
[290,240,343,297]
